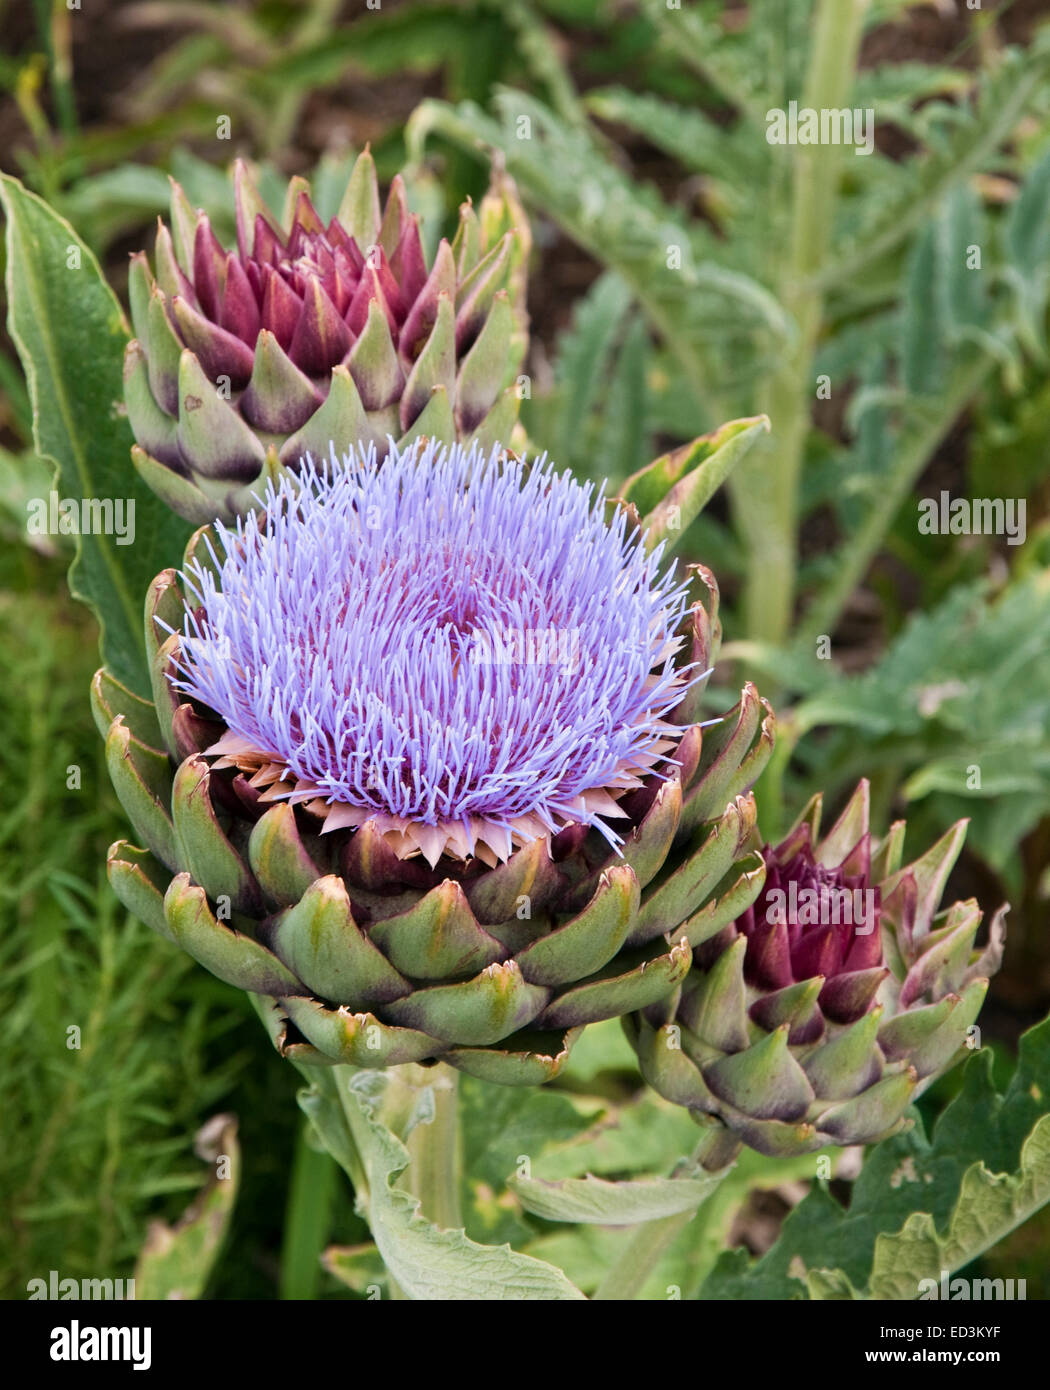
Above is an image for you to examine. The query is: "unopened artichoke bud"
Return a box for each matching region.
[124,151,529,524]
[94,439,773,1085]
[626,781,1006,1154]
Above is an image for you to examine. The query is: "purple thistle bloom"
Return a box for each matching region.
[172,439,696,867]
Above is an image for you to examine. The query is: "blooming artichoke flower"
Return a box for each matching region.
[626,781,1006,1154]
[95,440,774,1084]
[124,150,528,524]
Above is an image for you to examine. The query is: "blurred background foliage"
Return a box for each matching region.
[1,0,1048,1298]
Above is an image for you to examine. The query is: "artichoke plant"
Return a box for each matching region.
[627,781,1006,1155]
[124,151,529,524]
[95,439,773,1085]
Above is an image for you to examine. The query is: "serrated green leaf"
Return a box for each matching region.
[818,40,1050,289]
[851,63,971,127]
[532,1091,701,1182]
[585,86,754,187]
[0,176,191,695]
[790,570,1050,883]
[510,1169,725,1224]
[866,1114,1050,1299]
[304,1067,586,1300]
[635,0,768,121]
[807,1267,861,1299]
[407,93,791,415]
[795,573,1050,745]
[521,1142,836,1298]
[701,1014,1050,1300]
[502,0,589,129]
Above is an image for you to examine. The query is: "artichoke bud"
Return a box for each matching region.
[125,151,529,524]
[628,779,1006,1153]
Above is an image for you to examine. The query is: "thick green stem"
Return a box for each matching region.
[592,1122,740,1301]
[731,0,870,647]
[400,1064,463,1233]
[592,1208,697,1301]
[280,1120,339,1301]
[382,1063,462,1302]
[329,1062,462,1300]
